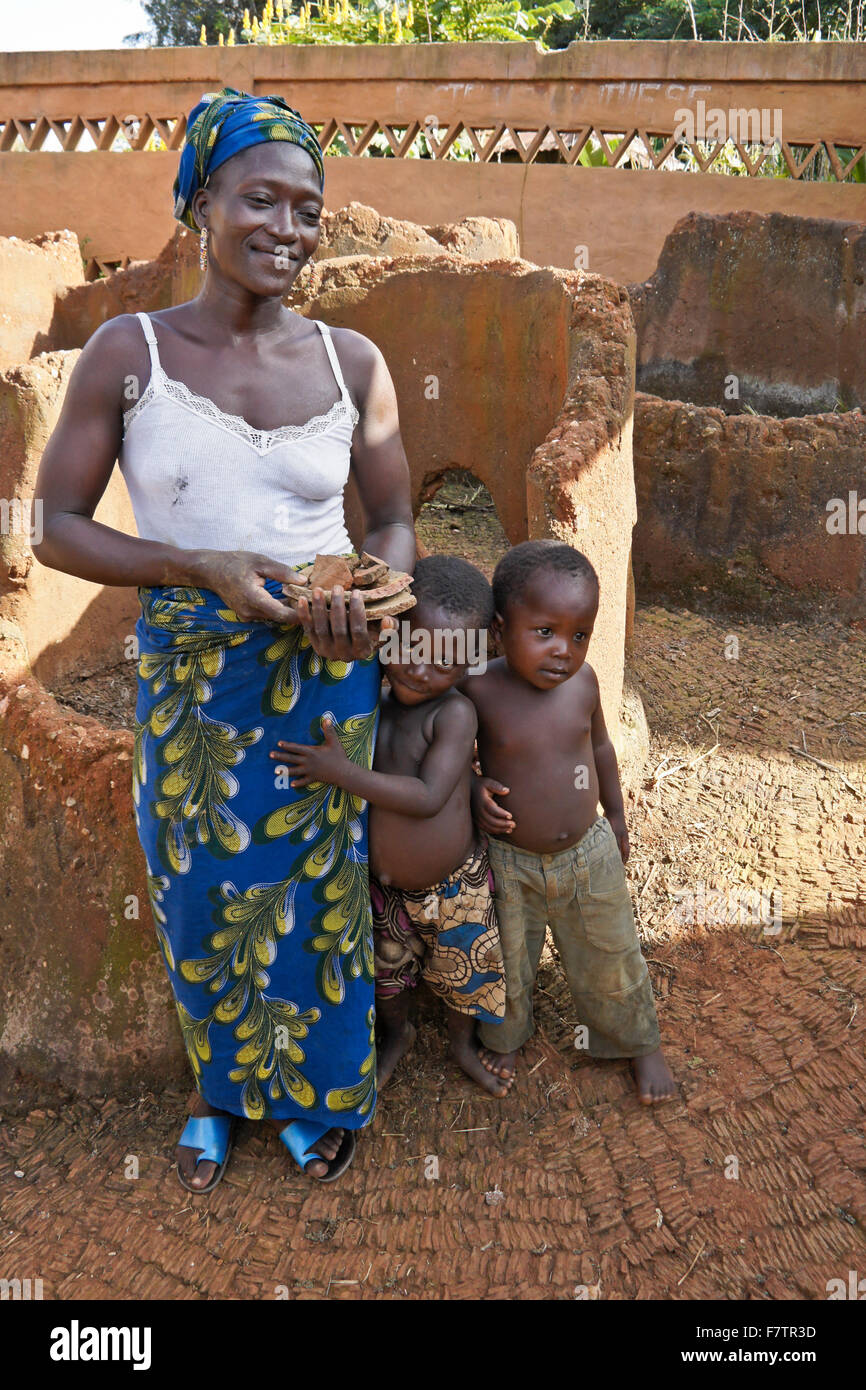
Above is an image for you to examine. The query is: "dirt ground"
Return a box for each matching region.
[3,481,864,1300]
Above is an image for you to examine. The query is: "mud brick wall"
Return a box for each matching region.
[632,393,866,614]
[0,350,141,688]
[526,271,637,722]
[4,44,866,284]
[0,677,182,1096]
[0,231,84,371]
[629,210,866,418]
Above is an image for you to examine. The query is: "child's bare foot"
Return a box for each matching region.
[631,1048,676,1104]
[447,1012,514,1097]
[477,1045,518,1085]
[450,1036,514,1097]
[175,1091,233,1190]
[377,1020,417,1089]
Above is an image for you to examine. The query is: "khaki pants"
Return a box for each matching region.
[478,815,661,1059]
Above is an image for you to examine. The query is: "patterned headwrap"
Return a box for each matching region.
[172,85,325,232]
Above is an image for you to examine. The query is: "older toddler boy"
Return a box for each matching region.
[461,540,675,1104]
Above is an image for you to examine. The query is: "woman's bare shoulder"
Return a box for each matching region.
[79,312,151,366]
[60,313,151,413]
[326,325,388,406]
[326,325,381,366]
[91,306,191,354]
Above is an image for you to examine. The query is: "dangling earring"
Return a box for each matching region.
[199,226,208,272]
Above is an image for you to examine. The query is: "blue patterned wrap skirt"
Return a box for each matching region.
[132,575,380,1129]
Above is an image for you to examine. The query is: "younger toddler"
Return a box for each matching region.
[271,555,509,1096]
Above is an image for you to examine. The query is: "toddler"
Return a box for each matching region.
[271,555,509,1096]
[461,540,675,1104]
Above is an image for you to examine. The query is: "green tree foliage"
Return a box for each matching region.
[126,2,249,46]
[127,0,582,47]
[547,0,864,43]
[126,0,866,46]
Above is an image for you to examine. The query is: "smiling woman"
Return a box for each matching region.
[31,86,415,1192]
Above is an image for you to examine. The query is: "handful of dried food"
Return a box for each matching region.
[282,551,416,620]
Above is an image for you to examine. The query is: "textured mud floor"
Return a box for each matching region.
[5,484,864,1300]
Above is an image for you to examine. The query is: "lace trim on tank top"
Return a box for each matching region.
[123,313,360,457]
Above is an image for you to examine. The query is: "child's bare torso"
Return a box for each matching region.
[466,658,601,854]
[369,688,477,891]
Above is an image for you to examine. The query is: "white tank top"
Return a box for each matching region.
[118,311,356,568]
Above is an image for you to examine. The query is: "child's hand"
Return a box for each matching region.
[270,716,350,789]
[471,775,515,835]
[606,810,630,863]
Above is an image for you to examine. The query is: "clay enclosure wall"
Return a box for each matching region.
[629,210,866,615]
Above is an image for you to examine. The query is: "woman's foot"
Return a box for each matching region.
[631,1048,676,1104]
[270,1121,347,1179]
[175,1092,233,1191]
[478,1045,519,1086]
[448,1012,514,1097]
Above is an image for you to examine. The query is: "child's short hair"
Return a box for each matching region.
[412,555,494,629]
[493,540,599,616]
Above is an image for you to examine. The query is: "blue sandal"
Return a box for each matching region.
[176,1114,236,1194]
[279,1119,356,1182]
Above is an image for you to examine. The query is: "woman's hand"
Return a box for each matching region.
[189,549,307,625]
[295,587,397,663]
[471,775,516,836]
[271,717,351,789]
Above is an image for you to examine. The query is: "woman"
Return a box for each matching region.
[32,87,415,1189]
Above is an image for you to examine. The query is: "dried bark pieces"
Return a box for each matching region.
[282,551,415,617]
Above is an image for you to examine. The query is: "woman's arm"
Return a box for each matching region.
[30,316,305,624]
[32,319,303,625]
[350,336,416,574]
[293,330,416,660]
[32,317,196,587]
